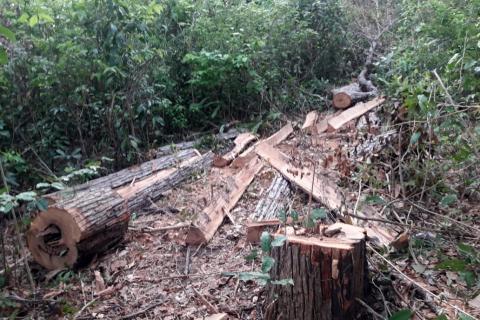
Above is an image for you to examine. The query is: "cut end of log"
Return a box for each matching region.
[332,92,352,109]
[27,207,82,270]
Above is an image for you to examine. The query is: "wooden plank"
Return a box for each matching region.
[301,111,319,131]
[255,143,343,211]
[327,97,385,131]
[213,132,257,167]
[230,122,293,168]
[186,156,264,244]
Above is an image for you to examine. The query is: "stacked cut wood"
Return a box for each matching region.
[265,223,368,320]
[27,149,213,270]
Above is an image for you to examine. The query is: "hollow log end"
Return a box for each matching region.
[332,92,352,109]
[27,207,82,270]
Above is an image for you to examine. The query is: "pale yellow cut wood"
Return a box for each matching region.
[255,143,343,211]
[470,294,480,310]
[195,314,229,320]
[213,132,256,167]
[186,156,264,244]
[230,122,293,168]
[301,111,319,131]
[327,97,385,131]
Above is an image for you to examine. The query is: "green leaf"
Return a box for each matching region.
[0,26,15,42]
[271,235,287,247]
[311,208,327,220]
[0,47,7,65]
[36,182,51,189]
[15,191,37,202]
[271,278,294,286]
[436,259,467,272]
[389,309,412,320]
[260,231,271,253]
[290,210,299,222]
[36,198,48,211]
[261,256,275,273]
[458,313,475,320]
[459,271,476,287]
[28,15,39,27]
[440,194,457,207]
[238,271,270,283]
[364,194,385,205]
[277,209,287,223]
[245,249,258,262]
[434,315,448,320]
[51,182,65,190]
[410,131,421,146]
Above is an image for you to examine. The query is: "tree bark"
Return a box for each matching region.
[27,152,213,270]
[251,173,291,221]
[265,224,368,320]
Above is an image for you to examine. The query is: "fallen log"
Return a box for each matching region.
[255,143,344,211]
[230,122,293,169]
[156,129,240,157]
[27,152,213,270]
[47,148,200,202]
[213,132,257,168]
[328,97,385,132]
[265,223,367,320]
[185,156,264,244]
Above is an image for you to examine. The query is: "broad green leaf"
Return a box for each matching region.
[311,208,327,220]
[410,132,421,145]
[271,235,287,247]
[51,182,65,190]
[36,182,51,189]
[15,191,37,202]
[389,309,412,320]
[271,278,294,286]
[434,315,448,320]
[458,313,475,320]
[440,194,457,207]
[0,201,15,213]
[29,15,39,27]
[261,256,275,273]
[364,194,385,205]
[0,26,15,42]
[36,198,48,211]
[238,271,270,282]
[436,259,467,272]
[290,210,299,222]
[459,271,476,287]
[244,249,258,262]
[277,209,287,223]
[260,231,271,253]
[0,47,7,65]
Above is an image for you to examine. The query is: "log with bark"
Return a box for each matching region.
[251,173,291,221]
[331,41,379,109]
[27,152,213,270]
[264,223,368,320]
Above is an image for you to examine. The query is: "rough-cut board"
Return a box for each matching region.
[230,122,293,169]
[185,156,264,244]
[327,97,385,132]
[27,152,213,270]
[255,143,343,211]
[301,111,319,131]
[213,132,257,168]
[251,173,290,221]
[264,223,367,320]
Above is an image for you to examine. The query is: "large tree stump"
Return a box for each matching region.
[265,223,368,320]
[27,152,213,270]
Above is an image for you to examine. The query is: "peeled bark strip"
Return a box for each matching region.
[265,223,367,320]
[185,156,264,244]
[251,174,291,221]
[27,152,213,270]
[255,143,343,211]
[328,97,385,132]
[213,132,257,168]
[48,149,199,202]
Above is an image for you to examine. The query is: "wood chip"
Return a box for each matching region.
[327,97,385,131]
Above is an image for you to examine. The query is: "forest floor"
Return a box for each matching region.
[1,102,480,320]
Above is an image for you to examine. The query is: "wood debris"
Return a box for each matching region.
[213,132,257,168]
[327,97,385,131]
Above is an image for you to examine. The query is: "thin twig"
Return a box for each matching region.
[368,244,478,320]
[192,287,218,314]
[73,297,97,320]
[119,299,164,320]
[355,298,384,320]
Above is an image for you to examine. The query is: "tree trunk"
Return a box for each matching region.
[332,84,376,109]
[265,223,368,320]
[27,152,213,270]
[47,148,200,202]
